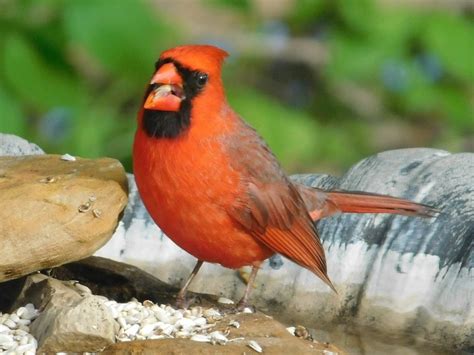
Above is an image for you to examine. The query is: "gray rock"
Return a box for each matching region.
[14,274,117,353]
[0,133,44,156]
[97,148,473,352]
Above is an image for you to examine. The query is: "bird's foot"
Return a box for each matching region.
[175,294,194,309]
[235,299,255,313]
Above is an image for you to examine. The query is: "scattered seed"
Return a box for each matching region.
[294,325,310,339]
[78,202,92,213]
[203,308,221,318]
[217,297,234,305]
[4,319,16,329]
[210,331,228,345]
[143,300,154,308]
[92,208,102,218]
[40,176,56,183]
[75,283,92,295]
[190,334,211,343]
[228,337,245,342]
[124,324,139,337]
[194,317,207,327]
[286,326,296,336]
[61,153,76,161]
[229,320,240,328]
[248,340,263,353]
[0,304,39,353]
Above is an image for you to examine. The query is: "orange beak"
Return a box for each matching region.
[144,63,185,112]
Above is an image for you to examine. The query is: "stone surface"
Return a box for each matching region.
[1,261,344,354]
[96,148,473,352]
[103,312,343,354]
[49,256,215,306]
[0,256,216,312]
[34,296,116,353]
[0,154,128,281]
[0,133,44,156]
[12,274,116,353]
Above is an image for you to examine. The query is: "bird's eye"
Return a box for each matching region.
[195,72,208,88]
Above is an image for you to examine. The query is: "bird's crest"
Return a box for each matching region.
[160,45,229,74]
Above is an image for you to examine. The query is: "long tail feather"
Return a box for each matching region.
[295,183,439,221]
[325,190,439,218]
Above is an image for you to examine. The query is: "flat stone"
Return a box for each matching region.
[11,274,117,353]
[5,267,344,354]
[0,154,128,282]
[33,295,116,353]
[49,256,216,306]
[103,312,343,354]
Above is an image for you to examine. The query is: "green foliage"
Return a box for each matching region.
[228,87,371,171]
[63,0,178,85]
[423,13,474,82]
[3,33,85,110]
[287,0,326,33]
[0,86,25,135]
[0,0,471,174]
[205,0,251,12]
[0,0,175,169]
[321,3,473,137]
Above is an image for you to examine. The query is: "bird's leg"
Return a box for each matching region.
[176,260,204,309]
[236,263,260,311]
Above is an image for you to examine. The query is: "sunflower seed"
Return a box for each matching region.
[61,153,76,161]
[229,320,240,328]
[190,334,211,343]
[217,297,234,305]
[210,331,228,345]
[286,326,296,335]
[248,340,263,353]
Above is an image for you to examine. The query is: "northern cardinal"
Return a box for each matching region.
[133,45,436,308]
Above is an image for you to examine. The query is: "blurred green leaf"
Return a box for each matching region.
[70,105,118,158]
[326,35,388,82]
[399,60,440,112]
[63,0,178,85]
[371,8,422,54]
[2,33,84,110]
[338,0,376,34]
[0,86,26,135]
[287,0,326,32]
[439,87,474,132]
[0,0,470,174]
[423,13,474,81]
[205,0,251,12]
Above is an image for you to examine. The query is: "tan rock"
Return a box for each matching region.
[34,295,117,353]
[14,274,117,353]
[104,312,344,354]
[0,155,128,282]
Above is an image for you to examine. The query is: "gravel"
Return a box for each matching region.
[2,282,260,354]
[0,304,39,355]
[103,298,236,344]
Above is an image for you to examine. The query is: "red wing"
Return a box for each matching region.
[223,119,335,291]
[228,181,335,291]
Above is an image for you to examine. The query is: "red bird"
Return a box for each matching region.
[133,45,436,308]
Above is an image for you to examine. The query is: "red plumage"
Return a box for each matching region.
[133,45,436,305]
